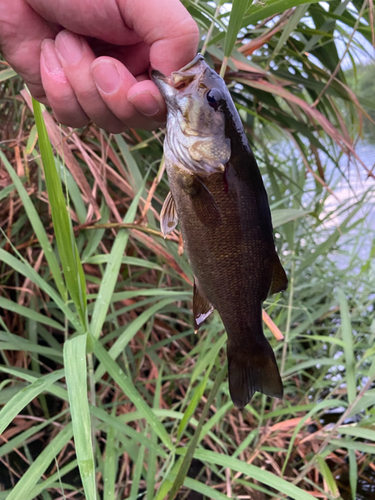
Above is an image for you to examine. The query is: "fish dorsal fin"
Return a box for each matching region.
[160,191,178,237]
[193,278,214,332]
[188,176,222,228]
[269,254,288,295]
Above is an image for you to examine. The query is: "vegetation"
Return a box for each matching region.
[0,0,374,499]
[345,62,375,139]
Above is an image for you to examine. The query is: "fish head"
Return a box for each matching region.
[152,54,232,174]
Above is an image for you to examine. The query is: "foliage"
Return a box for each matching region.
[1,1,375,499]
[345,62,375,140]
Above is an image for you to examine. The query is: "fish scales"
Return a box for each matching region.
[169,168,272,325]
[153,54,288,408]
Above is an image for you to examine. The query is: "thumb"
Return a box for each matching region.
[117,0,199,76]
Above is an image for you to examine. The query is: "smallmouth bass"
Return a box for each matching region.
[152,54,288,409]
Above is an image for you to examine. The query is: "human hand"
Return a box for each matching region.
[0,0,199,132]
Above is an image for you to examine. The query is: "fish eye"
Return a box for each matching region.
[206,89,224,110]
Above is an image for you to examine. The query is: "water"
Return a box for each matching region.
[324,141,375,266]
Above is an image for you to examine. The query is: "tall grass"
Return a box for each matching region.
[1,1,375,499]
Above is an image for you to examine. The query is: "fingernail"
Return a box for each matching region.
[128,91,160,116]
[41,39,63,75]
[92,61,120,94]
[55,31,83,64]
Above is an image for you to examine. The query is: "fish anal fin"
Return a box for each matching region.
[160,191,178,237]
[227,337,283,409]
[193,279,214,332]
[269,254,288,295]
[188,176,222,228]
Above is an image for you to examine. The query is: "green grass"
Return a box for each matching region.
[1,1,375,499]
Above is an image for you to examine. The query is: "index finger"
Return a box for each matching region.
[118,0,199,76]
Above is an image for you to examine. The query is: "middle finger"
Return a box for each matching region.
[55,29,125,133]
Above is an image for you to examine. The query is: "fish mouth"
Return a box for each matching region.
[178,53,204,72]
[151,69,174,99]
[151,53,206,98]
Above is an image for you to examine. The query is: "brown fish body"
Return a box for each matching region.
[153,55,287,408]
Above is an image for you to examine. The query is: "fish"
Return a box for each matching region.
[152,54,288,409]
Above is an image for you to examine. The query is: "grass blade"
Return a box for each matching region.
[0,369,64,435]
[338,289,356,404]
[271,208,309,227]
[129,445,145,499]
[0,67,17,81]
[168,363,227,500]
[178,448,316,500]
[5,423,73,500]
[177,370,210,440]
[0,151,66,299]
[0,248,83,333]
[348,448,357,500]
[64,334,97,500]
[103,424,117,500]
[0,297,65,331]
[90,178,147,340]
[243,0,322,27]
[93,340,173,450]
[224,0,249,57]
[32,98,87,327]
[316,455,340,498]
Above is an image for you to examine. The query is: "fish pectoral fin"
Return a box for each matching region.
[193,278,214,332]
[160,191,178,237]
[269,254,288,295]
[188,176,222,228]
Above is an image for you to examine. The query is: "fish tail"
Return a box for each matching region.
[227,337,283,409]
